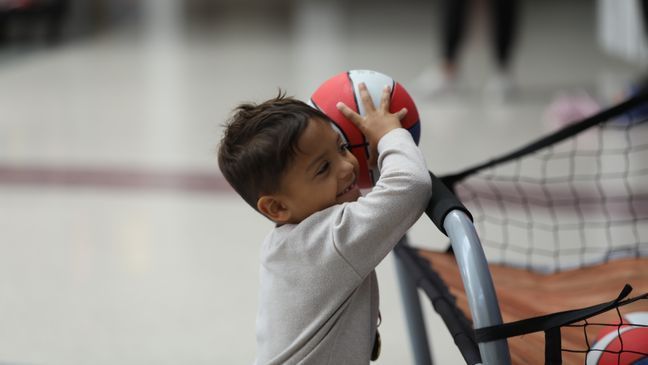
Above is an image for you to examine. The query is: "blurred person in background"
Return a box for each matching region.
[0,0,68,45]
[416,0,519,101]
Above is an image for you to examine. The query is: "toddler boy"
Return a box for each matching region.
[218,83,432,364]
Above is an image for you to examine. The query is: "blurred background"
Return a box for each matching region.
[0,0,645,364]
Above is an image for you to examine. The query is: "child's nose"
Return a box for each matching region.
[339,159,355,179]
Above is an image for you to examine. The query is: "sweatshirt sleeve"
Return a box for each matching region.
[330,128,432,278]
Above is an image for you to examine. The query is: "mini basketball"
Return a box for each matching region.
[586,312,648,365]
[309,69,421,188]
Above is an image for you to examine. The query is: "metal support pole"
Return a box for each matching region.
[443,210,511,365]
[394,236,434,365]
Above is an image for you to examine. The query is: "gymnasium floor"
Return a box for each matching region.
[0,1,642,364]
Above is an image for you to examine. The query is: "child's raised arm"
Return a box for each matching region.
[327,82,431,278]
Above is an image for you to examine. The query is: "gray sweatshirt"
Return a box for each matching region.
[255,128,432,364]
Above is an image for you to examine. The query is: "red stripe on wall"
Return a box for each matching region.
[0,164,234,193]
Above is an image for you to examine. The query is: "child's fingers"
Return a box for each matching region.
[380,85,391,111]
[358,82,376,112]
[395,107,408,121]
[336,102,361,123]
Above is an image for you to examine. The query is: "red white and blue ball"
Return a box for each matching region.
[586,311,648,365]
[310,69,421,188]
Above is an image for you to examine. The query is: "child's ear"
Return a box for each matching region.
[257,195,291,223]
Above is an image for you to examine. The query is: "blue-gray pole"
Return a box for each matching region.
[394,236,434,365]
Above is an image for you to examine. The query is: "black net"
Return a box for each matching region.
[564,295,648,365]
[472,285,648,365]
[404,91,648,364]
[446,101,648,273]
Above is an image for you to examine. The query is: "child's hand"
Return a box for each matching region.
[336,82,407,168]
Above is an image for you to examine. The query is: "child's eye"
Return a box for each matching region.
[316,161,330,175]
[339,143,350,152]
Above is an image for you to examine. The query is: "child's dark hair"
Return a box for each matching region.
[218,91,332,211]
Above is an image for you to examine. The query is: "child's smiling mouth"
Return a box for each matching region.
[337,180,358,198]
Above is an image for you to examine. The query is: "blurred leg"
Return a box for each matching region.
[641,0,648,39]
[47,0,69,44]
[441,0,469,77]
[484,0,519,101]
[490,0,518,72]
[0,12,7,46]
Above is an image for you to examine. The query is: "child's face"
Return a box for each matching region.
[273,118,361,224]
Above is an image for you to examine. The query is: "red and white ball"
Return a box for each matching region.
[586,311,648,365]
[310,70,421,188]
